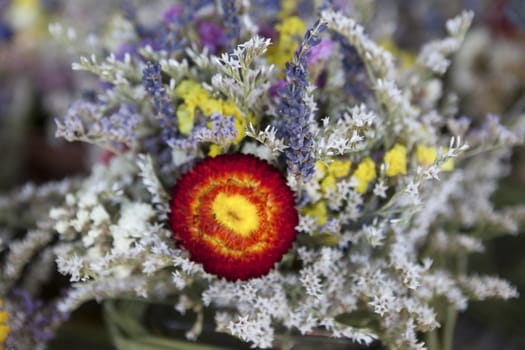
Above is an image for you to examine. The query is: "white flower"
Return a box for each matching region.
[56,253,86,282]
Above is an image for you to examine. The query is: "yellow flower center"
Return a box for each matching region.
[212,193,260,237]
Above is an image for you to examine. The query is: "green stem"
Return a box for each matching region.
[442,255,467,350]
[442,303,457,350]
[426,329,440,350]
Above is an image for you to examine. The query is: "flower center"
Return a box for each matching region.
[212,192,259,237]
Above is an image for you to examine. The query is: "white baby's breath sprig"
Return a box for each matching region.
[212,36,273,115]
[137,154,170,215]
[246,123,288,154]
[321,9,395,80]
[417,11,474,75]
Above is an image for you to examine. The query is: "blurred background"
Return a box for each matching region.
[0,0,524,349]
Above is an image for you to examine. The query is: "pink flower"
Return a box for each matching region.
[307,39,334,65]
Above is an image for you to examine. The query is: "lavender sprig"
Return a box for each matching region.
[278,19,327,181]
[142,61,178,143]
[220,0,241,50]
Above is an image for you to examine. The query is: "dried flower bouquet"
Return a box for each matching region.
[1,1,524,350]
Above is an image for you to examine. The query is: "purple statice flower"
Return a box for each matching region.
[207,113,237,142]
[307,39,334,65]
[55,101,92,141]
[142,61,178,143]
[220,0,241,49]
[56,101,141,151]
[163,5,183,26]
[168,114,236,151]
[197,21,227,54]
[7,289,69,345]
[277,20,327,181]
[102,104,142,148]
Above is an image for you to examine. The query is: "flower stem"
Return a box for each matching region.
[426,329,440,350]
[442,255,467,350]
[442,303,457,350]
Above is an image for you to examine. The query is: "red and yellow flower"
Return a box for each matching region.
[169,154,298,281]
[0,299,8,350]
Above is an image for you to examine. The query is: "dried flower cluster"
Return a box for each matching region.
[0,1,524,350]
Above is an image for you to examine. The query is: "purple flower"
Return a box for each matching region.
[307,39,334,65]
[115,43,136,61]
[220,0,241,48]
[8,289,69,344]
[142,61,178,143]
[163,5,183,26]
[258,23,278,41]
[269,79,286,98]
[276,20,327,181]
[209,113,237,142]
[197,21,227,54]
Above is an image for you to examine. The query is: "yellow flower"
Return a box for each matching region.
[208,144,222,157]
[176,104,195,135]
[316,159,351,193]
[0,299,9,347]
[329,160,352,178]
[384,144,407,176]
[279,0,297,18]
[275,16,306,37]
[175,81,209,134]
[440,149,455,171]
[416,145,454,171]
[302,201,328,225]
[315,160,328,178]
[354,157,376,193]
[321,175,337,193]
[416,144,437,167]
[174,80,202,97]
[175,81,249,143]
[267,16,306,68]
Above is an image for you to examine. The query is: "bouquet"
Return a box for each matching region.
[1,1,523,349]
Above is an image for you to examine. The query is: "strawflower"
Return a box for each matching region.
[169,154,298,281]
[0,2,522,350]
[0,299,8,350]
